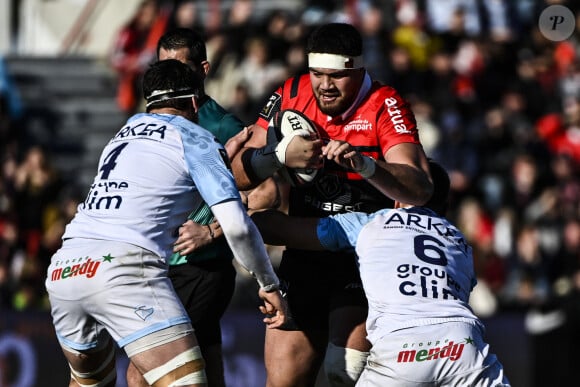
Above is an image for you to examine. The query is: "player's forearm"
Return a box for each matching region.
[231,148,259,189]
[251,210,324,250]
[231,146,283,190]
[367,160,433,205]
[250,210,288,245]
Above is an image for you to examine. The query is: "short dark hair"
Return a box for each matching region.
[424,160,450,216]
[157,28,207,65]
[306,23,362,57]
[142,59,203,112]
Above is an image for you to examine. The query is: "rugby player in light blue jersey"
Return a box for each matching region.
[252,156,510,387]
[45,59,288,387]
[126,27,282,387]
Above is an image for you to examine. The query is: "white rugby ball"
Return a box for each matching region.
[271,109,322,187]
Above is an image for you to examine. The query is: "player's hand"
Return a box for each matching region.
[258,288,291,329]
[224,126,251,159]
[284,135,324,169]
[173,220,219,255]
[322,140,364,171]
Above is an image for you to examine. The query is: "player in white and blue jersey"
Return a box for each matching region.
[44,59,288,387]
[252,157,510,386]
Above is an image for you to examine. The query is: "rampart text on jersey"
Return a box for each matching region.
[344,118,372,132]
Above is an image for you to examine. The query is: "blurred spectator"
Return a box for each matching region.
[0,209,19,308]
[456,196,495,257]
[502,223,551,310]
[431,109,479,204]
[453,194,506,319]
[410,97,440,156]
[6,146,58,310]
[204,31,240,108]
[110,0,170,114]
[166,0,199,31]
[237,36,288,108]
[0,56,23,157]
[550,153,580,219]
[425,0,513,40]
[500,87,536,148]
[503,49,552,122]
[430,4,469,54]
[384,46,425,100]
[13,146,61,258]
[422,50,459,115]
[261,10,294,65]
[223,0,258,63]
[476,107,517,213]
[285,41,308,77]
[424,0,483,37]
[204,0,260,108]
[358,0,390,83]
[559,218,580,277]
[523,208,580,385]
[531,47,562,106]
[392,3,437,72]
[229,83,255,125]
[503,153,546,217]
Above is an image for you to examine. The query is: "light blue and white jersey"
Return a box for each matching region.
[63,113,240,260]
[317,207,480,343]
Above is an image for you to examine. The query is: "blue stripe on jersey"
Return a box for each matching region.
[317,211,382,252]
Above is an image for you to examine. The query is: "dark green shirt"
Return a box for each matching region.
[169,96,245,265]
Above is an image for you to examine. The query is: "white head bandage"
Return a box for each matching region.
[145,88,198,107]
[308,53,364,70]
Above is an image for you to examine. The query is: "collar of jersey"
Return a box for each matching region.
[331,71,372,122]
[401,207,439,217]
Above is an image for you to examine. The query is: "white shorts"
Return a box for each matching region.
[356,321,510,387]
[45,238,191,351]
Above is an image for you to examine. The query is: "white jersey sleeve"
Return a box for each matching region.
[62,113,240,260]
[211,200,279,290]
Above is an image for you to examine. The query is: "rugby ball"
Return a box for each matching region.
[269,109,323,187]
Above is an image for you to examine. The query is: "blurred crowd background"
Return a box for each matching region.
[0,0,579,385]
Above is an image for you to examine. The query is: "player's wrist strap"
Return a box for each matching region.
[261,283,280,293]
[242,144,283,182]
[206,224,215,240]
[358,156,376,179]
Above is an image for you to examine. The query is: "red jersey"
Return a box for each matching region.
[255,73,422,217]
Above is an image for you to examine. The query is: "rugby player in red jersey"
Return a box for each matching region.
[199,23,433,386]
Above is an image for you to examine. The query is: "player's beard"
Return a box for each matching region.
[315,89,355,117]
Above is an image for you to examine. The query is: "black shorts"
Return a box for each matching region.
[168,259,236,348]
[278,248,367,332]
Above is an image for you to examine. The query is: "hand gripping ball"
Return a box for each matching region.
[268,109,323,187]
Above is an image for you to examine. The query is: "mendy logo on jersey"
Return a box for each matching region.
[49,254,114,281]
[397,338,471,363]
